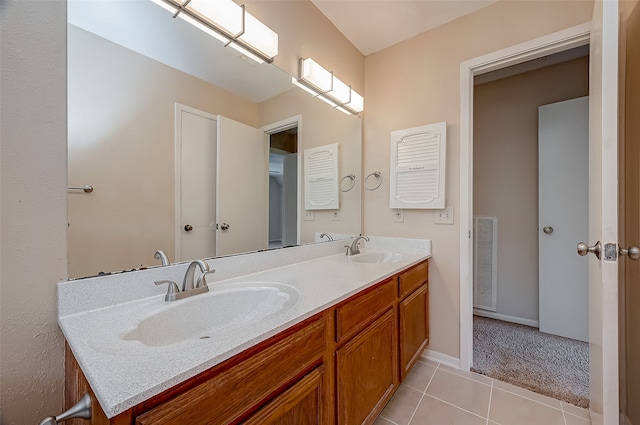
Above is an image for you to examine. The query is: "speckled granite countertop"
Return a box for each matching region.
[57,236,431,418]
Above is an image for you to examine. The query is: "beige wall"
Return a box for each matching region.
[68,26,259,278]
[363,0,594,359]
[259,88,362,244]
[473,57,589,323]
[0,1,68,423]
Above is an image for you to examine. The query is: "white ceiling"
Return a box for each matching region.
[310,0,499,56]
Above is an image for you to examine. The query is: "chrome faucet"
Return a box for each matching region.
[320,232,334,241]
[155,260,215,302]
[154,250,170,266]
[182,259,212,291]
[345,235,370,256]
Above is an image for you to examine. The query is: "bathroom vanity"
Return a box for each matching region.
[59,237,430,425]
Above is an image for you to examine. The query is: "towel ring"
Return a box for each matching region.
[340,174,356,192]
[365,171,383,191]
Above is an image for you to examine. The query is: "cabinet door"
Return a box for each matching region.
[399,283,429,380]
[244,367,323,425]
[336,309,398,425]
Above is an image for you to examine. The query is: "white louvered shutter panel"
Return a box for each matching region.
[304,143,339,210]
[390,122,446,209]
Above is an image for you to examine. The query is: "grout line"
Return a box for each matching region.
[491,385,563,412]
[560,399,568,425]
[424,393,488,421]
[406,362,440,424]
[486,379,494,425]
[438,366,493,387]
[378,414,400,425]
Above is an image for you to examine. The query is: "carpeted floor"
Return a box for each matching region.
[471,315,589,408]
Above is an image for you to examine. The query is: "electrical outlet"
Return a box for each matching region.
[393,209,404,223]
[434,206,454,224]
[332,211,340,221]
[304,210,314,221]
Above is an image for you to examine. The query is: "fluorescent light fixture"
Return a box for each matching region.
[294,58,364,115]
[149,0,278,63]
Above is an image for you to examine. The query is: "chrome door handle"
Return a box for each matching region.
[184,224,193,232]
[577,241,601,259]
[620,245,640,260]
[543,226,554,234]
[220,223,230,231]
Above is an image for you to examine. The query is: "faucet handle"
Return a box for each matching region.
[196,269,215,289]
[155,280,180,301]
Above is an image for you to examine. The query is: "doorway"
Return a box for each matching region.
[268,127,298,249]
[470,48,590,406]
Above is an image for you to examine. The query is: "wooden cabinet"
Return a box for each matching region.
[399,283,429,380]
[244,367,324,425]
[135,317,326,425]
[65,259,429,425]
[336,309,397,425]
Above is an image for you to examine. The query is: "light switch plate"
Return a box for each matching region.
[304,210,314,221]
[435,206,454,224]
[393,209,404,223]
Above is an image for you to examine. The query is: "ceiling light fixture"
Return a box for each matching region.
[293,58,364,115]
[150,0,278,64]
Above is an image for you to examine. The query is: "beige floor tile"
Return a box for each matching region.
[409,394,486,425]
[492,378,563,409]
[380,385,423,425]
[562,402,590,420]
[403,362,437,392]
[440,364,493,385]
[417,358,440,368]
[564,412,591,425]
[374,416,398,425]
[425,369,491,417]
[489,388,565,425]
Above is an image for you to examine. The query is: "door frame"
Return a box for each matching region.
[174,103,218,262]
[458,23,591,371]
[261,115,303,246]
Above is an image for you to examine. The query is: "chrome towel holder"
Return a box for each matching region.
[38,392,91,425]
[340,174,356,192]
[68,185,94,193]
[365,171,383,191]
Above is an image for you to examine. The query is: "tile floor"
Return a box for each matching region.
[375,359,591,425]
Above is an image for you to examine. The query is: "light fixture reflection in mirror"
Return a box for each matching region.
[66,0,362,279]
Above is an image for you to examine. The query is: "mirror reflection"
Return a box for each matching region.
[67,0,362,279]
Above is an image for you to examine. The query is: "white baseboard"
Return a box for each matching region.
[473,309,539,328]
[421,349,461,369]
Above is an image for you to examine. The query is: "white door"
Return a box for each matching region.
[217,115,269,256]
[176,105,217,262]
[586,1,619,423]
[538,97,589,342]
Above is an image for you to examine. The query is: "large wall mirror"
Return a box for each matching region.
[67,0,362,279]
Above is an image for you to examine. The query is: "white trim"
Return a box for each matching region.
[174,103,218,262]
[473,309,540,328]
[261,115,302,245]
[421,349,461,369]
[459,22,591,372]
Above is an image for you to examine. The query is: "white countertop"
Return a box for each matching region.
[58,237,431,418]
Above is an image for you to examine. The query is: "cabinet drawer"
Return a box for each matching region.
[335,279,396,344]
[135,318,326,425]
[398,261,428,299]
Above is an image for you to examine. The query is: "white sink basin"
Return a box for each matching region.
[349,252,402,264]
[122,282,300,347]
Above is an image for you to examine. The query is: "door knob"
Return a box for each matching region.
[577,241,601,259]
[620,245,640,260]
[220,223,230,231]
[543,226,554,234]
[184,224,193,232]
